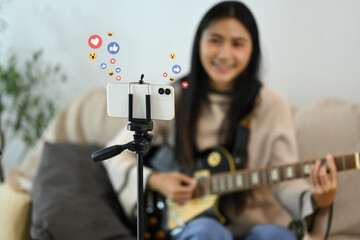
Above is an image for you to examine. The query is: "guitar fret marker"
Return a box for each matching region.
[219,177,226,192]
[235,174,243,188]
[303,163,311,175]
[227,176,233,190]
[270,168,279,182]
[286,166,294,179]
[212,178,218,193]
[251,172,259,185]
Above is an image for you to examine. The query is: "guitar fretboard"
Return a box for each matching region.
[210,153,359,195]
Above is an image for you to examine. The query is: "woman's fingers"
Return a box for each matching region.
[168,173,197,204]
[310,154,338,208]
[168,187,194,203]
[175,172,197,186]
[318,165,329,190]
[327,154,338,187]
[311,159,321,189]
[148,172,197,205]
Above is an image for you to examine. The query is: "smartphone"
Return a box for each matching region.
[107,83,175,120]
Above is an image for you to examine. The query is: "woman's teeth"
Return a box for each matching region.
[214,63,232,72]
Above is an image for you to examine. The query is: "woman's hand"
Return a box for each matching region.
[310,154,338,208]
[148,172,197,205]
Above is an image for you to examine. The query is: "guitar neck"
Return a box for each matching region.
[209,152,360,195]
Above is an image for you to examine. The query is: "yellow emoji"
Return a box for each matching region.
[169,76,175,82]
[108,31,113,37]
[89,52,97,60]
[108,71,114,76]
[169,53,176,59]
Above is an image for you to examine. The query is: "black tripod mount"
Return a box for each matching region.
[91,74,153,240]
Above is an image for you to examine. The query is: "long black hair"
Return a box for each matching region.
[175,1,262,169]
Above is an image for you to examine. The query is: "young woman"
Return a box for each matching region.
[104,1,337,239]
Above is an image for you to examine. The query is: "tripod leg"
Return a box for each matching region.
[137,151,144,240]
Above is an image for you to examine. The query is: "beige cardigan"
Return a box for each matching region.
[104,86,327,238]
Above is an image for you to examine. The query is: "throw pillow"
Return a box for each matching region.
[31,142,136,240]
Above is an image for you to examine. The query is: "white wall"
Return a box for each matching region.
[1,0,360,171]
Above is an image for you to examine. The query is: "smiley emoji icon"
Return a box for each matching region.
[89,52,97,60]
[170,53,176,59]
[108,71,114,76]
[169,76,175,82]
[108,31,113,37]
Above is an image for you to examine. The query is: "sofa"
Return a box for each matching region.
[0,88,359,240]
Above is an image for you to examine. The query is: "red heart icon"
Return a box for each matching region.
[163,72,168,77]
[116,76,121,81]
[110,58,116,64]
[88,35,102,49]
[181,81,189,89]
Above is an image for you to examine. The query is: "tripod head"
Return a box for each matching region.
[91,75,153,162]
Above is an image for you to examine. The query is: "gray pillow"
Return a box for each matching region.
[31,142,136,240]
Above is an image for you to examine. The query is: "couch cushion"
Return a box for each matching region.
[294,98,360,239]
[0,182,31,240]
[31,142,136,240]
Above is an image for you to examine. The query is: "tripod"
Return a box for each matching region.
[92,75,152,240]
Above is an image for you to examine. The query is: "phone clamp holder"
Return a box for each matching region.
[91,74,152,240]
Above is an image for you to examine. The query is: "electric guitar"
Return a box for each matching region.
[144,147,360,239]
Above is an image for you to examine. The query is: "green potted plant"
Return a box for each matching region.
[0,50,66,182]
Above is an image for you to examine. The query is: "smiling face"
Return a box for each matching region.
[199,18,253,92]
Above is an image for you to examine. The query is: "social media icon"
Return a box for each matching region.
[181,81,189,89]
[89,52,97,60]
[169,76,175,82]
[88,35,102,49]
[107,42,120,54]
[170,53,176,59]
[108,31,113,37]
[100,63,107,69]
[115,67,121,73]
[110,58,116,64]
[109,71,114,76]
[116,76,121,81]
[163,72,168,77]
[172,65,181,74]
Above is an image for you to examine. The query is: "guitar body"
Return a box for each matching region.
[167,147,237,229]
[144,147,235,239]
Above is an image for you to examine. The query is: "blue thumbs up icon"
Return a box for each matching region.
[107,42,120,54]
[172,65,181,74]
